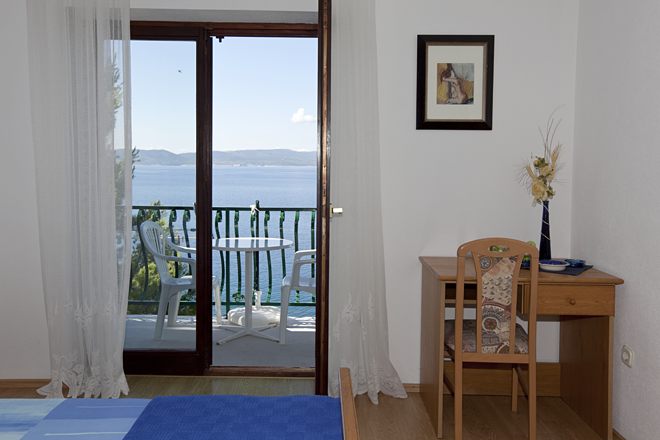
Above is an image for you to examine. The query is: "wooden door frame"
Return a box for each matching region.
[124,24,212,375]
[315,0,331,395]
[124,18,331,392]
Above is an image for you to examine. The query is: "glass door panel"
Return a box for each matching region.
[125,39,198,351]
[211,37,318,368]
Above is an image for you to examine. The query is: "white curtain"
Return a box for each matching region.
[328,0,407,403]
[27,0,132,398]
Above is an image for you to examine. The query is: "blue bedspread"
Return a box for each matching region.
[7,394,343,440]
[124,395,343,440]
[20,399,149,440]
[0,399,62,440]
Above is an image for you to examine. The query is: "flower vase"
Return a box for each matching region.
[539,200,551,260]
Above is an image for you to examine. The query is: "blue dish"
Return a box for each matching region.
[565,258,586,268]
[539,259,568,265]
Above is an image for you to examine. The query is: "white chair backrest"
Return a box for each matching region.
[140,221,173,283]
[291,249,316,294]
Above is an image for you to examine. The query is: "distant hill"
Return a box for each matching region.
[130,149,316,167]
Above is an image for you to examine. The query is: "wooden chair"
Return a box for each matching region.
[444,238,539,440]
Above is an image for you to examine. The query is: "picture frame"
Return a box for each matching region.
[416,35,494,130]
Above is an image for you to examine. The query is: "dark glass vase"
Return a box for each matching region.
[539,200,551,260]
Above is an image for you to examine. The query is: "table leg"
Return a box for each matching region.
[560,315,614,440]
[217,250,278,344]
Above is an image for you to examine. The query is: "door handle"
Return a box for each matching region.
[330,204,343,218]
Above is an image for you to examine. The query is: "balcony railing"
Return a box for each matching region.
[128,201,316,317]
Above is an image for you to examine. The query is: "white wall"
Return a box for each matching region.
[131,0,315,12]
[375,0,579,383]
[573,1,660,438]
[130,0,317,23]
[0,0,50,379]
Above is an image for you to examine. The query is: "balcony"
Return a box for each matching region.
[124,202,316,368]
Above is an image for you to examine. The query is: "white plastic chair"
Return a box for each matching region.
[139,220,221,339]
[279,249,316,344]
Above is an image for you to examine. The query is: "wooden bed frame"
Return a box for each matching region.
[339,367,360,440]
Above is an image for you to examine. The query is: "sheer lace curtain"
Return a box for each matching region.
[26,0,132,398]
[328,0,407,403]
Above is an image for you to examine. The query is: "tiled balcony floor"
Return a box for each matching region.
[124,315,315,368]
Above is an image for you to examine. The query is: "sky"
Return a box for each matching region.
[130,37,318,153]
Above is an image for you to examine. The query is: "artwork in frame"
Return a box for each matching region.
[416,35,494,130]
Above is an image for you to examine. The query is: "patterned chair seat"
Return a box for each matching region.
[445,320,529,354]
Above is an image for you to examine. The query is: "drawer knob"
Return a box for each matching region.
[568,298,576,305]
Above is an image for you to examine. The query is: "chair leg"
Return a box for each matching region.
[529,361,537,440]
[454,358,463,440]
[214,284,222,325]
[167,292,181,327]
[511,365,519,413]
[154,286,171,339]
[279,285,291,344]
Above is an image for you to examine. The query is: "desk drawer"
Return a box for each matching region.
[522,285,615,316]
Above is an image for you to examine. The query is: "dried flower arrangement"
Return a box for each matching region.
[521,115,562,205]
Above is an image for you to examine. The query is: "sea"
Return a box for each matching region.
[133,165,317,208]
[132,164,317,317]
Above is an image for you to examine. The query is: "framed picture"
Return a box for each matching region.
[416,35,494,130]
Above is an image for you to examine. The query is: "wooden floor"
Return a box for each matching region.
[126,375,315,397]
[356,393,608,440]
[0,376,315,399]
[1,376,615,440]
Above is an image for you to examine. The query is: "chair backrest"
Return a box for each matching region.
[291,249,316,294]
[139,220,173,283]
[455,237,538,363]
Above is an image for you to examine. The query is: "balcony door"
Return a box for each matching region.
[123,25,213,374]
[123,19,329,391]
[209,35,318,374]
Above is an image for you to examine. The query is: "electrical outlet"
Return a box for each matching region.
[621,345,634,368]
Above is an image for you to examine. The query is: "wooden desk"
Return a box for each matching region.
[419,256,624,439]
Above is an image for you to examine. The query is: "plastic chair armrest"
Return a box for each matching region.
[293,249,316,261]
[163,255,197,266]
[294,259,315,267]
[166,237,197,255]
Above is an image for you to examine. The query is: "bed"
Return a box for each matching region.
[1,368,359,440]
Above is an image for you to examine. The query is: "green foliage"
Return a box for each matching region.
[127,201,196,316]
[127,261,164,315]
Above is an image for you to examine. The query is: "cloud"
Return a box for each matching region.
[291,108,317,123]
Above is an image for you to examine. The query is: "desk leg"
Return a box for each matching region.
[420,267,445,438]
[437,281,445,438]
[560,315,613,440]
